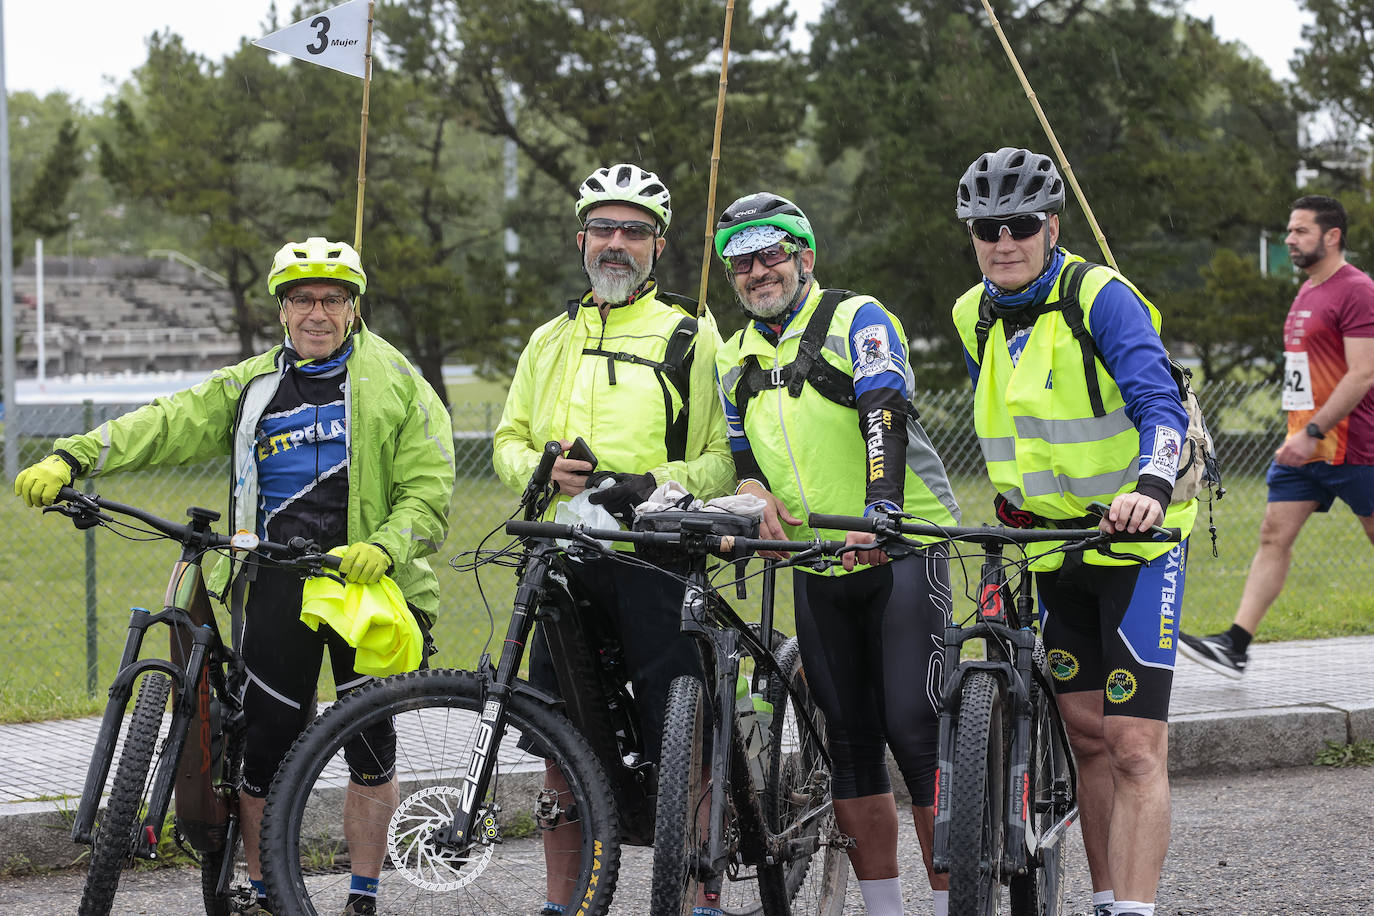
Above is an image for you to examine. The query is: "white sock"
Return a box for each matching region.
[932,888,949,916]
[1113,902,1154,916]
[1093,890,1116,912]
[858,876,904,915]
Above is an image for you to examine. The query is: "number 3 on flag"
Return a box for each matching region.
[253,0,372,79]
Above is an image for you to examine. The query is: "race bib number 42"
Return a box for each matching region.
[1282,351,1315,411]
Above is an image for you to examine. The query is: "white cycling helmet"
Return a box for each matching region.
[575,163,672,231]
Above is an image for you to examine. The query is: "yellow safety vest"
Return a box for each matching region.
[952,254,1196,567]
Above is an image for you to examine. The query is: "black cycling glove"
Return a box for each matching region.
[586,471,657,524]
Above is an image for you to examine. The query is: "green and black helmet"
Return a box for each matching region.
[714,192,815,262]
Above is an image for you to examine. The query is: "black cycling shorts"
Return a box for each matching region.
[238,565,418,796]
[526,554,707,766]
[792,548,951,806]
[1037,540,1189,721]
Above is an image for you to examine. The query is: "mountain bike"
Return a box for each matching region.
[608,509,852,916]
[48,486,340,916]
[809,507,1180,916]
[259,444,846,915]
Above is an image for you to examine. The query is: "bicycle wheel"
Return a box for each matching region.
[947,670,1006,916]
[78,673,171,916]
[200,819,252,916]
[749,636,847,916]
[650,674,707,915]
[1010,643,1068,916]
[260,668,620,916]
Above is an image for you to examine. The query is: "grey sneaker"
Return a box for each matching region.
[1178,630,1247,678]
[231,901,272,916]
[340,899,377,916]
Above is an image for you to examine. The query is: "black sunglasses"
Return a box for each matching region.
[967,212,1047,243]
[583,218,657,242]
[727,241,798,275]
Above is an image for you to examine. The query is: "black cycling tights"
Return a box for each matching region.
[238,566,396,797]
[792,549,951,806]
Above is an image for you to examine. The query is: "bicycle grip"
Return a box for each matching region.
[506,519,570,539]
[806,513,875,532]
[533,440,562,489]
[1085,500,1178,541]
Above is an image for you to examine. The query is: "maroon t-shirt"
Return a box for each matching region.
[1283,262,1374,464]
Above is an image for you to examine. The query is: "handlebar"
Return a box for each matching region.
[50,486,343,571]
[504,518,845,559]
[808,502,1181,546]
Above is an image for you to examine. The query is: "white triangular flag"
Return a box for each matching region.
[253,0,371,79]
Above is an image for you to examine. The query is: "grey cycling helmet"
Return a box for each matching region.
[956,147,1065,219]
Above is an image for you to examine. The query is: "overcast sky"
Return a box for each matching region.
[3,0,1312,108]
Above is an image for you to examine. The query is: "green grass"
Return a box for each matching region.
[3,450,1372,724]
[1315,739,1374,767]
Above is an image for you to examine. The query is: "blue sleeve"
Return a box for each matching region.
[716,365,752,454]
[848,302,909,397]
[963,349,980,388]
[1088,279,1188,482]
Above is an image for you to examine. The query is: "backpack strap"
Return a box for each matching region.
[580,309,699,462]
[733,289,858,419]
[1056,260,1109,418]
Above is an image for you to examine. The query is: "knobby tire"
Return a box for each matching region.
[650,675,707,916]
[757,636,847,916]
[1010,641,1068,916]
[200,828,251,916]
[78,673,171,916]
[948,670,1006,916]
[259,668,620,916]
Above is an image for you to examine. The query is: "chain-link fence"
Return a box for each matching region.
[0,383,1352,720]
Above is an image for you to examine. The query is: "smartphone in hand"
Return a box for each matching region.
[565,437,598,473]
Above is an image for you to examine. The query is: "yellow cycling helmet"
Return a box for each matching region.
[267,237,367,297]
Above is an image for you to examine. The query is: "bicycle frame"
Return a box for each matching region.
[500,516,839,882]
[928,539,1078,879]
[71,505,227,861]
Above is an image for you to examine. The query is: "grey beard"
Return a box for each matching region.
[588,250,651,303]
[740,273,801,319]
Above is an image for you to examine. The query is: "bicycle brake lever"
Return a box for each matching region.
[44,501,104,529]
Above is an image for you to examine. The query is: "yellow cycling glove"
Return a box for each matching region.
[14,454,74,508]
[338,542,391,585]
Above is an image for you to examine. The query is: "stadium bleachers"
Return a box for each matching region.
[13,255,268,375]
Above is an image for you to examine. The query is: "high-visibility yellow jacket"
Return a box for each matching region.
[952,254,1195,568]
[493,283,734,510]
[717,282,960,572]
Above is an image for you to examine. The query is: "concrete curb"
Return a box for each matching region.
[1168,705,1349,774]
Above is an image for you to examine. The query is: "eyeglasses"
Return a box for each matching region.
[726,241,798,275]
[284,293,352,316]
[967,212,1047,243]
[583,218,658,242]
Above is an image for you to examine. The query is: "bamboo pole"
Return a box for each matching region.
[980,0,1117,271]
[352,0,375,254]
[697,0,737,317]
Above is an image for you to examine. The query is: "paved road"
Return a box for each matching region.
[4,764,1370,915]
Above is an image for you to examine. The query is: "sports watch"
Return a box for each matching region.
[1305,422,1325,440]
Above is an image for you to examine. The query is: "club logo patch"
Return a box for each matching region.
[1105,669,1139,704]
[1149,425,1182,477]
[853,323,894,378]
[1048,649,1079,681]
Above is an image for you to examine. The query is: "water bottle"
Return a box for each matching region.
[736,674,774,786]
